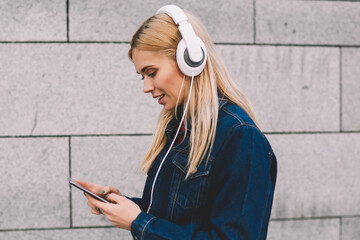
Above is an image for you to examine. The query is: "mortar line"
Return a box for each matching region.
[339,47,343,132]
[0,226,116,232]
[214,43,360,48]
[0,133,153,138]
[0,41,360,48]
[68,136,73,227]
[339,216,342,240]
[271,214,360,222]
[265,130,360,135]
[0,41,130,44]
[66,0,69,42]
[253,0,257,44]
[307,0,360,2]
[1,131,360,139]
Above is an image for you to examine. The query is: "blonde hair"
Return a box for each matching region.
[129,11,259,178]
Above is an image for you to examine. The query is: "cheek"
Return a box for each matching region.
[157,60,184,97]
[168,78,183,98]
[159,72,178,94]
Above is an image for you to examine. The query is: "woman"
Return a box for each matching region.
[77,5,277,239]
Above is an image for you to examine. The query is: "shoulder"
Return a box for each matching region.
[211,102,276,177]
[217,101,257,133]
[213,101,271,157]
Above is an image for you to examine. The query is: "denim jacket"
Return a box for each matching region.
[129,98,277,239]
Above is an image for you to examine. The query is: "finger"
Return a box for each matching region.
[99,186,121,196]
[75,179,105,194]
[91,208,102,215]
[99,186,111,195]
[85,195,105,215]
[88,197,115,216]
[95,207,103,214]
[85,195,101,214]
[85,193,103,208]
[86,199,96,209]
[105,193,124,204]
[86,193,108,209]
[74,179,95,189]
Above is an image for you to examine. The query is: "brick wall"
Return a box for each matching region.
[0,0,359,239]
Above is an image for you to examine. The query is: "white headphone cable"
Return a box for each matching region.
[146,75,194,214]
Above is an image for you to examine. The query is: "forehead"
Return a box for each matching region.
[132,49,168,72]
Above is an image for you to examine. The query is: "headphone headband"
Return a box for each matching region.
[156,5,188,24]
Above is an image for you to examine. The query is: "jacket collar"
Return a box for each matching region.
[218,92,228,110]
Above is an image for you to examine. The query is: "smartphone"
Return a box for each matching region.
[69,178,109,203]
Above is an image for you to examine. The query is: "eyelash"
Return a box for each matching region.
[140,71,157,80]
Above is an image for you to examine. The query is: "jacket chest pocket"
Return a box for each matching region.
[169,151,213,210]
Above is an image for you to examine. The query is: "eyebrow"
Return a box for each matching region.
[137,65,154,74]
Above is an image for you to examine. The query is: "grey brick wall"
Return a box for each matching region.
[0,0,359,239]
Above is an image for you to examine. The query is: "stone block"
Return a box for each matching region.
[70,0,253,43]
[256,0,360,45]
[342,217,360,240]
[0,228,131,240]
[267,133,360,219]
[0,44,161,136]
[71,135,151,226]
[342,48,360,131]
[0,137,69,229]
[0,0,66,41]
[217,45,340,132]
[267,218,339,240]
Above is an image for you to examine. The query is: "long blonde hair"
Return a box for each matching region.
[129,11,259,178]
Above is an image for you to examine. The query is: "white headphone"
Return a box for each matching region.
[157,5,207,77]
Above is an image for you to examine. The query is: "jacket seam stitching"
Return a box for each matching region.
[216,123,251,157]
[240,132,254,217]
[169,171,182,213]
[140,216,156,239]
[257,177,271,240]
[221,107,247,126]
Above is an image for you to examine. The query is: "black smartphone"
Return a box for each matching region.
[69,178,109,203]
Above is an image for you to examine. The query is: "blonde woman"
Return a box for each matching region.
[77,5,277,239]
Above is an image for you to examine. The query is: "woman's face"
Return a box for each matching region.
[132,48,185,110]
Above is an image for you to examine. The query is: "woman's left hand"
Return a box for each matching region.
[85,193,142,230]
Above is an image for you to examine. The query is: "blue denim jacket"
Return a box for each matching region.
[129,98,277,239]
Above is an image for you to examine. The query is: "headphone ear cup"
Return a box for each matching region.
[176,38,207,77]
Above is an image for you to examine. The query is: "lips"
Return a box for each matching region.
[153,94,165,104]
[158,94,165,101]
[153,94,165,100]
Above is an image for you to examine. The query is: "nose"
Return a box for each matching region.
[143,77,155,93]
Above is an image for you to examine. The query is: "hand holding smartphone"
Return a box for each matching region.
[69,178,109,203]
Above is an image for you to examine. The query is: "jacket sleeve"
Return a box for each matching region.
[130,125,277,240]
[125,196,141,206]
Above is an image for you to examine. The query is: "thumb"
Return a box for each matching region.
[106,193,125,204]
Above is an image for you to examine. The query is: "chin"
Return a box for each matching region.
[163,103,176,111]
[163,106,173,111]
